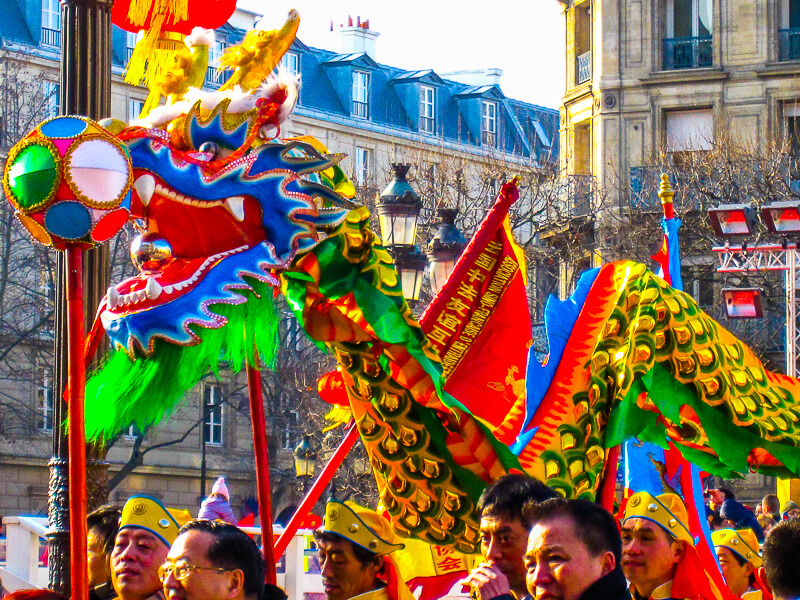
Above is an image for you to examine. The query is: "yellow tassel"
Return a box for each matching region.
[126,0,189,30]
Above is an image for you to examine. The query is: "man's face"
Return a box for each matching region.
[715,547,752,597]
[111,528,170,600]
[88,528,111,588]
[524,516,612,600]
[786,508,800,520]
[479,515,529,594]
[318,537,381,600]
[162,530,239,600]
[620,518,682,596]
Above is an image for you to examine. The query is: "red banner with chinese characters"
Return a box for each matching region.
[420,179,531,438]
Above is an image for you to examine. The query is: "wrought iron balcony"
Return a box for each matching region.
[206,67,229,88]
[563,174,595,218]
[663,36,712,70]
[576,51,591,85]
[352,100,369,119]
[779,29,800,62]
[41,27,60,48]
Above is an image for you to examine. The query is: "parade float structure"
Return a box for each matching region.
[4,10,800,598]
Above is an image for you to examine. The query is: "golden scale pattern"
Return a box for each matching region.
[332,340,480,553]
[589,263,800,458]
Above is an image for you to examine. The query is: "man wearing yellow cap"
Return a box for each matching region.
[111,495,187,600]
[314,501,413,600]
[621,492,710,600]
[711,529,765,600]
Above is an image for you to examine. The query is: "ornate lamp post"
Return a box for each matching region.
[293,436,317,493]
[426,209,467,295]
[376,164,427,302]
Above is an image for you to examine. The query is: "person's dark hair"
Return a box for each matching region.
[477,474,557,528]
[763,518,800,599]
[87,505,122,558]
[262,584,288,600]
[763,494,780,516]
[718,487,736,501]
[523,497,622,564]
[179,520,265,600]
[313,530,380,566]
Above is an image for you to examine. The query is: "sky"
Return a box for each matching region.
[236,1,566,109]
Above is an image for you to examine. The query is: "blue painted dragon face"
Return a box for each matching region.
[101,96,354,356]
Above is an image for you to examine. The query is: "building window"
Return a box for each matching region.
[42,82,59,118]
[203,384,223,446]
[37,369,54,433]
[664,0,713,69]
[482,100,497,146]
[354,147,371,185]
[665,108,713,162]
[784,103,800,179]
[41,0,60,47]
[780,0,800,61]
[207,40,228,87]
[574,3,592,85]
[280,52,299,76]
[125,31,138,62]
[129,99,144,121]
[352,71,369,118]
[282,409,298,450]
[420,86,436,134]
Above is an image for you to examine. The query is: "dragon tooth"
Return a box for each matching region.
[133,174,156,206]
[224,196,245,221]
[107,286,119,309]
[163,285,173,294]
[123,294,132,305]
[144,278,162,300]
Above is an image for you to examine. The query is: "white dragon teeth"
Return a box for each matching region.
[225,196,245,221]
[133,174,155,206]
[107,286,119,309]
[144,278,162,300]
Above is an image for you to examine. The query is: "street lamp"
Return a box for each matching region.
[707,203,758,237]
[293,436,317,492]
[393,245,428,302]
[376,163,423,247]
[426,208,467,295]
[376,164,427,302]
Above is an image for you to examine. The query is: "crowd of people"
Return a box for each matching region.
[5,474,799,600]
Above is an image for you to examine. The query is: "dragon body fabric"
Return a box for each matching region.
[71,14,800,555]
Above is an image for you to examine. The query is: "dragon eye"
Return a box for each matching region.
[198,141,220,158]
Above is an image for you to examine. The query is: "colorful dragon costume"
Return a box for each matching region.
[9,13,800,556]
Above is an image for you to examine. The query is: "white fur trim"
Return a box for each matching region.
[185,27,215,48]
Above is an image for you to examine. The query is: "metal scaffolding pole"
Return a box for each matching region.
[714,243,800,377]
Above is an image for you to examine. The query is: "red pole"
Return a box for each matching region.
[246,352,277,584]
[598,445,620,512]
[273,423,359,559]
[65,245,88,600]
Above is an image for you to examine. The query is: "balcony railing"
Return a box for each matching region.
[779,29,800,62]
[663,36,712,70]
[126,46,135,63]
[576,51,592,85]
[420,116,435,134]
[41,27,60,48]
[206,67,229,88]
[352,100,369,118]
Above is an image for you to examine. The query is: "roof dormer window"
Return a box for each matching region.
[420,86,436,134]
[352,71,370,119]
[280,52,300,76]
[482,100,497,147]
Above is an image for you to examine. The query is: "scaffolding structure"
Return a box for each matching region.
[714,243,800,377]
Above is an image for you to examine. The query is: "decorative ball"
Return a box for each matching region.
[2,116,132,250]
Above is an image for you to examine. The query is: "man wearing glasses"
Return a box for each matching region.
[160,520,265,600]
[112,496,187,600]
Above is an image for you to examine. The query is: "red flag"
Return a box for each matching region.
[420,179,531,438]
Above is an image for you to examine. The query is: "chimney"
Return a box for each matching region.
[440,68,504,88]
[337,17,380,60]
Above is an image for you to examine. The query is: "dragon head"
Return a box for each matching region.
[98,35,355,356]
